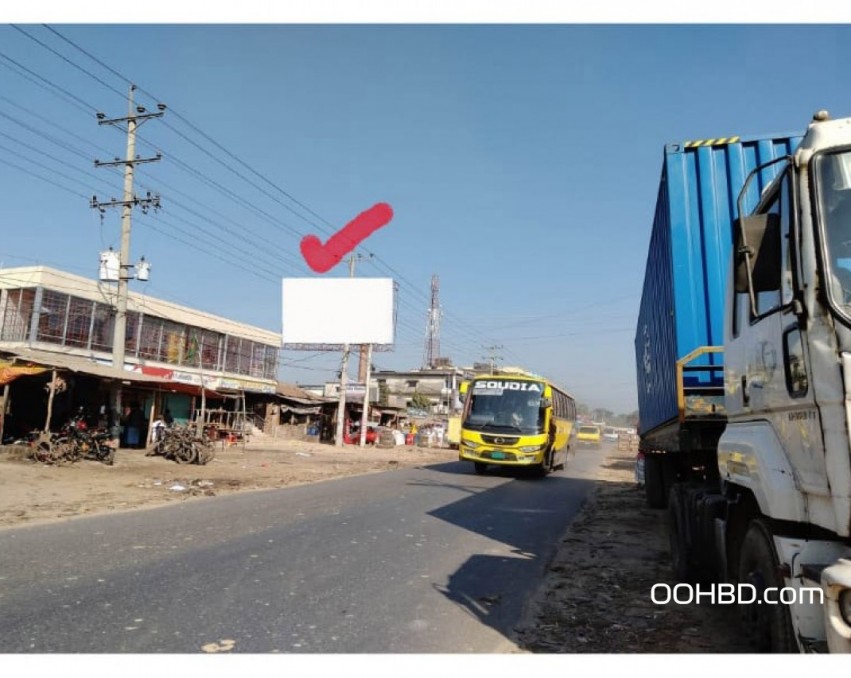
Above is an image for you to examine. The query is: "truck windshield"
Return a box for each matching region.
[818,150,851,308]
[463,380,545,434]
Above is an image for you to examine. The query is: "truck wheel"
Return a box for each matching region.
[737,520,797,653]
[473,462,487,475]
[668,484,693,582]
[644,454,667,508]
[696,494,726,583]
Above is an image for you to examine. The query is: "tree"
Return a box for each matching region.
[410,392,432,411]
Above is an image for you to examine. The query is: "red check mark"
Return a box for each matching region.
[300,202,394,273]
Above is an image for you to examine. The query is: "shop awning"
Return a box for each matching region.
[1,348,171,385]
[280,404,322,415]
[159,381,226,398]
[0,361,49,386]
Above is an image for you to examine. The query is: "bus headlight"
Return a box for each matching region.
[463,441,481,449]
[519,445,543,452]
[840,589,851,626]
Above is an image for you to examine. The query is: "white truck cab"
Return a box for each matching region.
[708,112,851,652]
[639,112,851,653]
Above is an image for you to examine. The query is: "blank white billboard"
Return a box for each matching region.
[282,278,395,346]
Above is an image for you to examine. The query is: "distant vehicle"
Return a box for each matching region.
[458,374,576,476]
[602,427,619,443]
[576,425,602,447]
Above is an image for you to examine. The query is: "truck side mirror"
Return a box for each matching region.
[734,213,782,294]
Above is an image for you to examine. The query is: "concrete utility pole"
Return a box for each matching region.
[482,345,504,375]
[91,85,165,448]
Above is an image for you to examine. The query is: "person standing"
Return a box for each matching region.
[125,403,145,449]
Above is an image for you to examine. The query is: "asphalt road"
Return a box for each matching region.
[0,449,606,653]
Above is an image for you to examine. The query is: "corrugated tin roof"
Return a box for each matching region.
[3,348,171,385]
[276,381,328,404]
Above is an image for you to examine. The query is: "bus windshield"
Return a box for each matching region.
[463,380,546,435]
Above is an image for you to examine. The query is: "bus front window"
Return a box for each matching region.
[464,383,545,434]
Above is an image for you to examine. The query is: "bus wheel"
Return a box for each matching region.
[533,452,553,478]
[473,462,487,475]
[737,520,797,653]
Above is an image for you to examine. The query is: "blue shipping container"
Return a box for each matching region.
[635,131,802,435]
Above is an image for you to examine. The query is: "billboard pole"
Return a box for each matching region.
[334,255,359,447]
[334,346,350,447]
[358,343,373,447]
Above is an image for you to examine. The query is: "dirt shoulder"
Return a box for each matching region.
[0,437,455,529]
[514,445,753,653]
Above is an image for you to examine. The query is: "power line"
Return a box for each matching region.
[8,26,509,372]
[0,47,96,115]
[0,93,116,158]
[37,25,509,349]
[10,24,127,101]
[0,156,88,199]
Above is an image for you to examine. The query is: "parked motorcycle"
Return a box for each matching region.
[32,410,115,465]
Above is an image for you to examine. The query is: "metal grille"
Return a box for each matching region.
[90,303,114,352]
[138,315,163,360]
[65,297,93,348]
[480,434,519,446]
[37,290,68,343]
[0,288,35,341]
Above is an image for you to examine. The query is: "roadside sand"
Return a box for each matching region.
[0,438,454,528]
[514,445,753,653]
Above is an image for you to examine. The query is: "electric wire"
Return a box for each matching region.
[35,25,510,349]
[7,26,512,371]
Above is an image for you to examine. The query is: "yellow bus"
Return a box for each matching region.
[458,374,576,477]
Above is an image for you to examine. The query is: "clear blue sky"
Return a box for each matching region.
[2,17,851,414]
